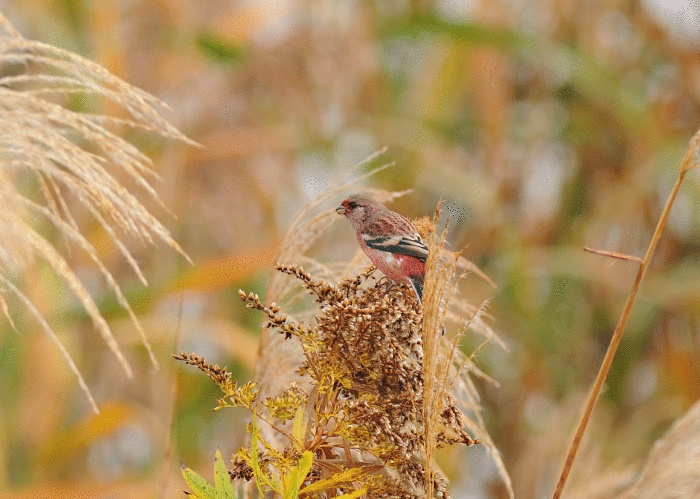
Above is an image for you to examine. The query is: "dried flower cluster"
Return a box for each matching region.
[173,352,232,384]
[178,257,482,498]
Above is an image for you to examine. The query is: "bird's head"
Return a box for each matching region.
[336,195,377,227]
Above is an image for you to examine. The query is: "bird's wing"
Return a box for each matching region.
[362,232,429,261]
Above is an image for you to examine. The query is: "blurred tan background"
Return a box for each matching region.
[1,0,700,497]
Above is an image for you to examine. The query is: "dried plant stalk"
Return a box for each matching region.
[422,204,459,499]
[554,128,700,497]
[421,205,513,499]
[0,14,193,412]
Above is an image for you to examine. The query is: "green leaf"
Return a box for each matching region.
[299,467,369,495]
[181,461,217,499]
[214,448,236,499]
[381,13,520,49]
[282,451,313,499]
[195,32,243,64]
[291,404,308,451]
[250,413,280,495]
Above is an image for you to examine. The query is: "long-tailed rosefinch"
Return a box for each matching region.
[336,194,428,304]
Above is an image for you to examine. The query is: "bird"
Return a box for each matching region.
[336,194,428,304]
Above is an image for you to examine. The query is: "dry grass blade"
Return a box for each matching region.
[618,397,700,499]
[0,14,193,412]
[0,275,98,413]
[553,127,700,498]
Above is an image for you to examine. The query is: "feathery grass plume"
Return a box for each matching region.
[0,14,194,412]
[421,203,464,499]
[420,203,513,499]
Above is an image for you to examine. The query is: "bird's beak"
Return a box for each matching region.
[335,205,346,215]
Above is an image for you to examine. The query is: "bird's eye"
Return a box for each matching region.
[347,201,358,209]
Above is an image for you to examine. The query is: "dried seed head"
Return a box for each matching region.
[232,262,479,497]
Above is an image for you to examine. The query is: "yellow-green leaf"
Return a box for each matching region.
[291,404,308,451]
[181,461,217,499]
[297,450,313,479]
[282,451,313,499]
[250,413,280,494]
[299,467,368,494]
[214,448,236,499]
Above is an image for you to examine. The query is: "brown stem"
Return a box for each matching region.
[553,166,689,499]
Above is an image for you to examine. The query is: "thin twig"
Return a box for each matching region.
[553,130,700,498]
[582,247,643,263]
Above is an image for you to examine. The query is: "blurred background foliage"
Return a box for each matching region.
[1,0,699,498]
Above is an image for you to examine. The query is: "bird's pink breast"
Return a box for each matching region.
[362,246,425,284]
[399,255,426,278]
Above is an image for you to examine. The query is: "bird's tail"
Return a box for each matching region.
[408,275,423,304]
